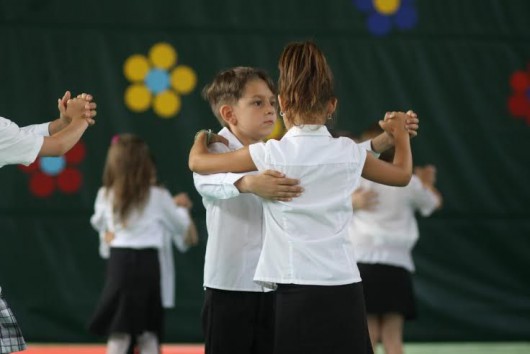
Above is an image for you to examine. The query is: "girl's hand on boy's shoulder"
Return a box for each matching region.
[208,133,229,146]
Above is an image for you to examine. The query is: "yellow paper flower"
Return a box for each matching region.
[123,42,197,118]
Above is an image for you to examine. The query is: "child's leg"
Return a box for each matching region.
[107,333,131,354]
[380,313,404,354]
[136,331,159,354]
[367,314,381,352]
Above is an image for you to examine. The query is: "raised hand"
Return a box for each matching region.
[379,111,409,139]
[61,93,97,125]
[379,110,419,139]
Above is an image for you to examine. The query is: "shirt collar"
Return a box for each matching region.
[218,127,245,150]
[283,125,332,138]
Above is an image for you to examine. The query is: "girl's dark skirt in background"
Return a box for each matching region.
[358,263,417,320]
[274,282,373,354]
[88,248,163,338]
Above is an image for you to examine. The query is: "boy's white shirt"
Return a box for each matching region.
[193,127,269,292]
[0,116,50,168]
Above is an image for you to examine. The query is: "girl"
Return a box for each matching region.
[189,41,413,354]
[89,134,197,354]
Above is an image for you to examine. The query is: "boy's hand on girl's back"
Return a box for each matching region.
[236,170,303,202]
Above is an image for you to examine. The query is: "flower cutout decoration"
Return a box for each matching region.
[124,42,198,118]
[19,141,86,198]
[508,66,530,125]
[353,0,418,36]
[265,120,286,141]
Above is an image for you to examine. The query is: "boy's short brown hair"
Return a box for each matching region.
[202,67,276,126]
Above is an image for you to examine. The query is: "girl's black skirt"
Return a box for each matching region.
[88,247,163,337]
[274,282,373,354]
[357,263,417,320]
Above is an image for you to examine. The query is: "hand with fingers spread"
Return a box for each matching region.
[235,169,303,202]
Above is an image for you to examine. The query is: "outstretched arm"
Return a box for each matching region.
[39,97,95,156]
[362,112,412,186]
[189,130,257,174]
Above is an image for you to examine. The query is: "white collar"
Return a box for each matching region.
[217,127,245,150]
[283,125,331,138]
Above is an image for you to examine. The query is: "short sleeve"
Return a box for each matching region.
[0,117,43,167]
[351,142,368,188]
[20,123,51,137]
[248,142,267,171]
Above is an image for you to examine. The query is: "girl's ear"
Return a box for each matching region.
[328,98,338,115]
[219,104,237,125]
[278,95,285,112]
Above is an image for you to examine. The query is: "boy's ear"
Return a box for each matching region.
[219,104,237,125]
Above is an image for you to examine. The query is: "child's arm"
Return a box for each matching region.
[184,217,199,246]
[361,112,412,186]
[189,130,257,174]
[414,165,443,209]
[39,98,95,156]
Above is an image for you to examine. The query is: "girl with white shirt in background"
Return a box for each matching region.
[350,125,442,354]
[189,41,413,354]
[89,134,198,354]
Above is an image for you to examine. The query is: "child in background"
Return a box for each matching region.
[189,41,413,354]
[0,91,96,354]
[89,134,197,354]
[349,124,442,354]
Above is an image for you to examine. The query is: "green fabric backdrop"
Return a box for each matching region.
[0,0,529,343]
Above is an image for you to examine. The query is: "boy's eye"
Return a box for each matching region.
[252,100,263,106]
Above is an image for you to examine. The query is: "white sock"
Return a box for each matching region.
[107,333,131,354]
[137,331,159,354]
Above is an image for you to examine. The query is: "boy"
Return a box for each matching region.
[194,67,418,354]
